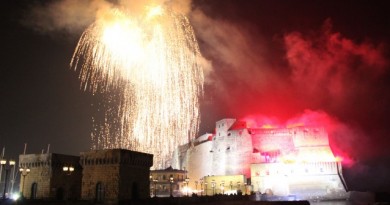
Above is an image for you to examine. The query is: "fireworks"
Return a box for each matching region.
[71,4,204,168]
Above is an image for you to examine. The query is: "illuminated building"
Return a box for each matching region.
[18,153,81,200]
[149,166,186,197]
[172,118,348,200]
[19,149,153,203]
[203,175,246,195]
[80,149,153,203]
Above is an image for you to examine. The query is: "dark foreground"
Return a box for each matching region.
[2,192,390,205]
[0,195,310,205]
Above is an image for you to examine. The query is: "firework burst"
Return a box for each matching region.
[71,4,204,168]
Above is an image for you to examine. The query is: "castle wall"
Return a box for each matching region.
[212,120,254,178]
[173,118,347,200]
[187,140,213,189]
[291,127,329,147]
[251,128,295,157]
[80,149,152,203]
[19,153,81,200]
[19,154,52,199]
[251,162,347,199]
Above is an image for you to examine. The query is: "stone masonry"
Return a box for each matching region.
[19,153,81,200]
[80,149,153,203]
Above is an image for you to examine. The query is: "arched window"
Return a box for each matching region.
[31,183,38,199]
[96,182,104,203]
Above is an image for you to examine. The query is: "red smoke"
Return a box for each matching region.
[243,110,354,166]
[197,19,388,166]
[284,19,387,112]
[193,1,390,191]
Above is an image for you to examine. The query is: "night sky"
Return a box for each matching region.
[1,0,390,192]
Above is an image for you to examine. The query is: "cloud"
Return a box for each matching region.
[284,19,388,110]
[190,8,276,110]
[25,0,112,35]
[25,0,193,35]
[191,5,389,166]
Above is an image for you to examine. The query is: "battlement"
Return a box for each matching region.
[80,149,153,167]
[19,153,80,168]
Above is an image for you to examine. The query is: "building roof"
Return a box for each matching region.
[228,120,247,131]
[151,166,186,173]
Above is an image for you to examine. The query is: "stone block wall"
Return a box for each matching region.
[251,162,348,199]
[80,149,153,203]
[19,153,81,200]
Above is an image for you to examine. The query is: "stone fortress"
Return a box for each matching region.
[16,118,349,202]
[18,149,153,203]
[172,118,348,200]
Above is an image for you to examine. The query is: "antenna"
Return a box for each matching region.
[23,143,27,155]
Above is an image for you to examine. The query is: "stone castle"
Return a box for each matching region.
[18,149,153,203]
[172,118,348,199]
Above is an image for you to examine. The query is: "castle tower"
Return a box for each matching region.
[80,149,153,203]
[19,153,81,200]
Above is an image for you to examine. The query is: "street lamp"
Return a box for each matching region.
[237,182,241,192]
[220,181,225,195]
[195,180,198,193]
[62,165,75,200]
[200,179,203,196]
[0,160,6,188]
[1,159,15,200]
[230,181,233,191]
[244,182,247,195]
[9,160,16,196]
[211,180,215,195]
[204,182,208,196]
[19,167,31,198]
[169,176,174,197]
[185,177,189,196]
[62,165,75,175]
[153,178,158,197]
[149,174,152,197]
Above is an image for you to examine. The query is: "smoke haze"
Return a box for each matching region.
[23,0,390,192]
[25,0,193,36]
[190,1,390,191]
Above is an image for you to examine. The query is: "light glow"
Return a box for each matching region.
[11,193,20,201]
[181,186,192,194]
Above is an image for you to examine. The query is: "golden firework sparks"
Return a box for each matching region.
[71,5,204,168]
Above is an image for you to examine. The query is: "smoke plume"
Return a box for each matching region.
[25,0,390,191]
[25,0,193,35]
[191,2,389,191]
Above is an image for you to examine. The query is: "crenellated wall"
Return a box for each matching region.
[251,161,347,199]
[19,153,81,200]
[173,118,348,199]
[80,149,152,203]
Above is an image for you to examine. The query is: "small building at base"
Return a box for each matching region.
[80,149,153,203]
[203,175,246,196]
[18,149,153,203]
[19,153,81,200]
[149,166,186,197]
